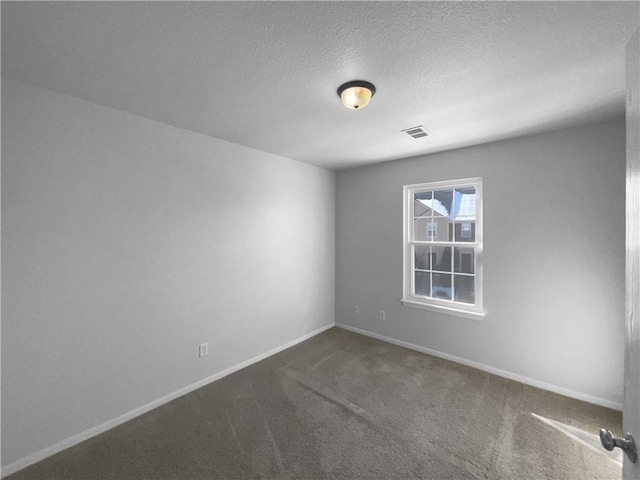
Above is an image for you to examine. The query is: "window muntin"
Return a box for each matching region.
[403,178,483,317]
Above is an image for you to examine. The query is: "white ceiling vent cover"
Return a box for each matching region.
[402,125,431,139]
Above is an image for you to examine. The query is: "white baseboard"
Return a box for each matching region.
[1,323,335,478]
[336,323,622,411]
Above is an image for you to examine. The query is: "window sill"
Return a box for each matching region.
[401,299,485,321]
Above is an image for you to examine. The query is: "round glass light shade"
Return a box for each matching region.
[337,81,376,110]
[340,86,373,110]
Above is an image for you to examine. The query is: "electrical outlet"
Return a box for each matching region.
[199,343,208,358]
[379,310,386,321]
[354,305,360,314]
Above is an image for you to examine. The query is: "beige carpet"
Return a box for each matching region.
[7,327,622,479]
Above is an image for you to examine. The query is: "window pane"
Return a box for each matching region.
[454,188,476,220]
[454,187,476,241]
[433,190,454,219]
[454,275,475,304]
[414,246,431,270]
[431,246,452,272]
[414,271,431,297]
[432,273,452,300]
[454,247,474,274]
[414,191,432,218]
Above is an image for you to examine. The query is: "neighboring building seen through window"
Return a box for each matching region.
[402,178,483,319]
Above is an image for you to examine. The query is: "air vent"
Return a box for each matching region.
[402,125,431,139]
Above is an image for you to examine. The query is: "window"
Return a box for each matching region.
[402,177,483,319]
[460,223,472,239]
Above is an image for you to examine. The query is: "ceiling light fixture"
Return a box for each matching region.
[337,80,376,110]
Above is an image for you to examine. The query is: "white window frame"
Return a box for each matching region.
[402,177,484,320]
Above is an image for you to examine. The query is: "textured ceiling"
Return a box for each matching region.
[2,2,638,170]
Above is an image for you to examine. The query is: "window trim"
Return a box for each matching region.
[402,177,484,320]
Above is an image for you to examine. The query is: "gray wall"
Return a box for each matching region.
[336,118,626,407]
[1,78,335,468]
